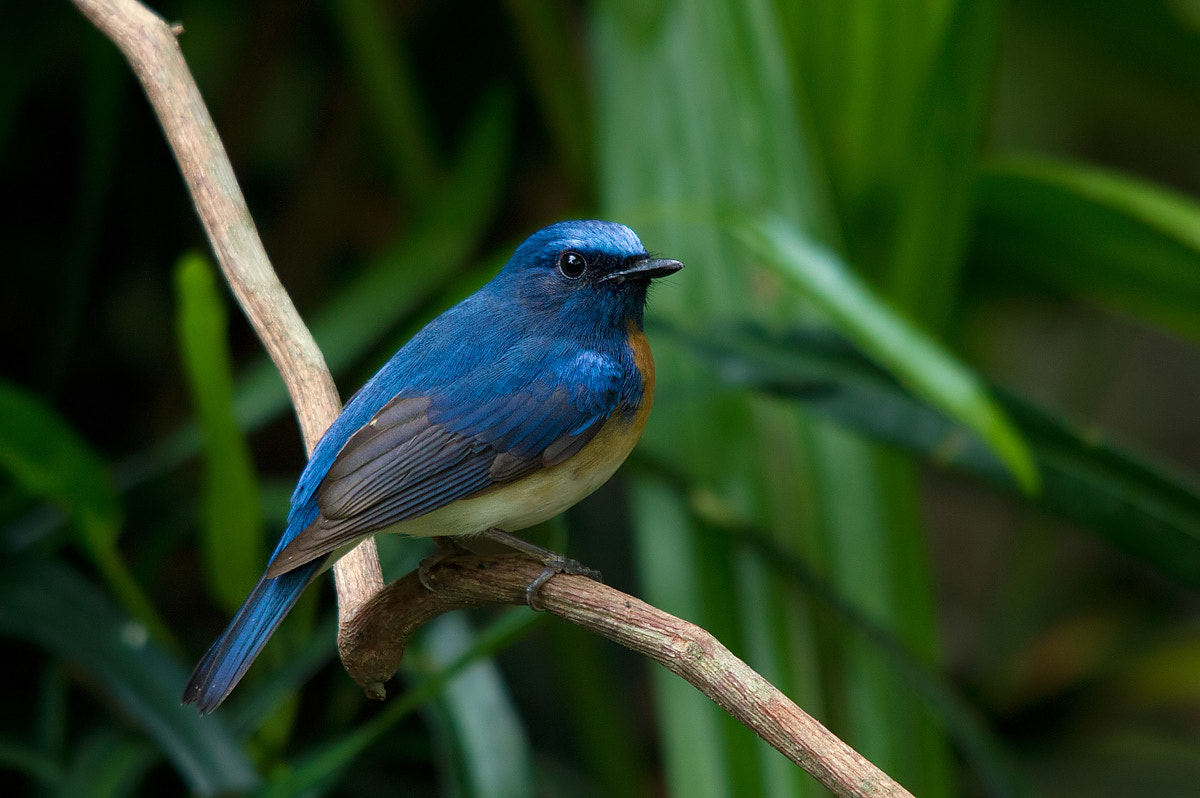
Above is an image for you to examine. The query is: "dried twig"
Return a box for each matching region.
[69,0,384,632]
[348,553,913,798]
[71,1,914,795]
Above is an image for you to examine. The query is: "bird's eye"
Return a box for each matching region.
[556,250,587,279]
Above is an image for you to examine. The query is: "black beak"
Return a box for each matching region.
[601,257,685,284]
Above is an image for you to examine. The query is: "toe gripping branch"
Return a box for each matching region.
[417,529,603,612]
[475,527,603,610]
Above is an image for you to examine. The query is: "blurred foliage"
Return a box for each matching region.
[3,0,1200,795]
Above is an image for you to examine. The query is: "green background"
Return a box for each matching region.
[4,1,1200,795]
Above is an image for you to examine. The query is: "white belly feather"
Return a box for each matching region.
[386,404,647,539]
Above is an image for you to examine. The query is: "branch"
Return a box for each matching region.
[347,553,912,798]
[72,1,914,795]
[69,0,384,631]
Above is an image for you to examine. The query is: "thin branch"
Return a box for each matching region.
[69,0,385,632]
[71,1,915,795]
[347,553,913,798]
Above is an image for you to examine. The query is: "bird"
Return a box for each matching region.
[182,220,682,713]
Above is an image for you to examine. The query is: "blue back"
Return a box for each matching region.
[184,220,660,713]
[279,220,652,558]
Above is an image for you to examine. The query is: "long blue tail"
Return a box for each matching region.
[182,558,324,714]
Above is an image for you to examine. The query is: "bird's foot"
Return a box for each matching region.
[524,555,603,611]
[478,528,602,611]
[417,536,472,591]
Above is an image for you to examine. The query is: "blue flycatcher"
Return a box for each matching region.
[183,220,682,713]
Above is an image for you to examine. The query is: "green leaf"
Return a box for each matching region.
[332,0,438,203]
[999,394,1200,588]
[0,381,119,552]
[768,7,996,791]
[0,740,62,788]
[880,0,1000,327]
[117,89,513,491]
[0,381,172,646]
[419,615,534,798]
[971,156,1200,344]
[665,323,1002,479]
[629,478,731,798]
[504,0,593,187]
[591,0,952,791]
[678,322,1200,589]
[175,252,264,612]
[255,610,537,798]
[56,730,156,798]
[234,88,514,431]
[0,559,258,795]
[776,0,956,229]
[734,214,1039,493]
[682,501,1027,798]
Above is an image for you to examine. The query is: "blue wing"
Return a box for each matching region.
[183,324,639,713]
[263,351,627,576]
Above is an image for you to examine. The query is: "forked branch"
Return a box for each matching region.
[71,1,914,795]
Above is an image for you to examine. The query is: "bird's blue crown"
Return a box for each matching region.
[504,220,647,274]
[182,218,678,714]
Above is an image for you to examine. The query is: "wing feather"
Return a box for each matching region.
[264,373,623,578]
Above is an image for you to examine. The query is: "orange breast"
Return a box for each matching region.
[626,321,655,425]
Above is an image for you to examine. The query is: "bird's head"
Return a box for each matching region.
[497,220,683,332]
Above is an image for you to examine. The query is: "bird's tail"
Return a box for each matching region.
[182,558,323,714]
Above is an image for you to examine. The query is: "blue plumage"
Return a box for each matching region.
[183,220,681,713]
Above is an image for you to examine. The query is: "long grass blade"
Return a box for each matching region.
[0,382,172,646]
[970,156,1200,345]
[0,559,258,795]
[735,214,1038,493]
[418,615,534,798]
[678,322,1200,588]
[175,252,264,612]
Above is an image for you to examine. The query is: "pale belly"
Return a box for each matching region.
[385,402,649,539]
[385,325,656,540]
[268,329,660,577]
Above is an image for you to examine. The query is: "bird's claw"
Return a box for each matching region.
[524,554,603,611]
[417,553,443,592]
[418,536,475,591]
[423,528,603,609]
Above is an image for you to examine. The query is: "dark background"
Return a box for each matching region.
[4,1,1200,796]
